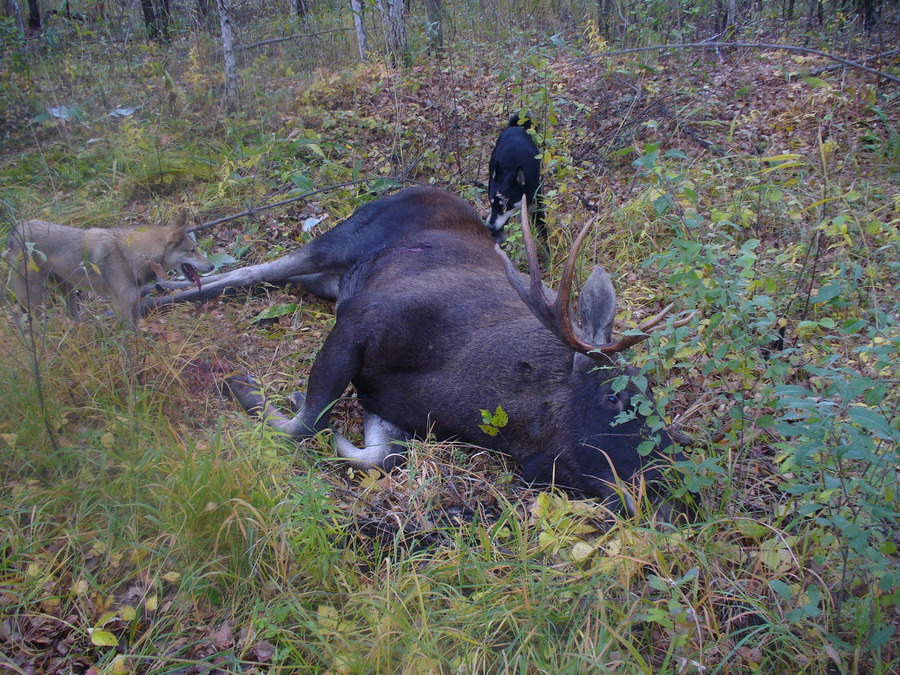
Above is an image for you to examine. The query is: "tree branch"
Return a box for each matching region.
[236,28,350,52]
[186,176,427,233]
[799,48,900,78]
[580,42,900,85]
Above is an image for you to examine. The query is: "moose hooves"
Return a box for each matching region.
[224,375,266,416]
[286,391,306,412]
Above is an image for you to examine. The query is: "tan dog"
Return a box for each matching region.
[5,211,214,329]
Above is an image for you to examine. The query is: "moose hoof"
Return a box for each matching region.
[224,375,267,416]
[286,391,306,412]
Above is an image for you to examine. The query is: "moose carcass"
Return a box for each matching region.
[226,187,689,511]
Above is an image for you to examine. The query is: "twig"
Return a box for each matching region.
[186,176,427,233]
[799,48,900,78]
[236,28,350,52]
[579,42,900,85]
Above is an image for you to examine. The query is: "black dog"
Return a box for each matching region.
[487,113,545,244]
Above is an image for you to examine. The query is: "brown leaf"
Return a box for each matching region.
[253,639,276,662]
[210,622,233,649]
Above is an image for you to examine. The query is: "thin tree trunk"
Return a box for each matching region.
[214,0,238,114]
[10,0,25,38]
[158,0,171,41]
[27,0,40,32]
[140,0,159,39]
[726,0,737,30]
[376,0,406,65]
[350,0,367,61]
[784,0,794,20]
[424,0,442,52]
[856,0,876,28]
[806,0,820,27]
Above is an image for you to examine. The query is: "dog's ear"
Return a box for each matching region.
[516,167,527,186]
[167,210,189,246]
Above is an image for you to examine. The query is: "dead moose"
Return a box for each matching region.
[207,187,690,516]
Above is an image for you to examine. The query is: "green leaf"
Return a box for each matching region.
[769,579,792,602]
[647,575,673,592]
[207,252,238,269]
[664,149,687,159]
[633,144,659,168]
[802,77,829,88]
[90,629,118,647]
[491,406,508,428]
[251,303,297,323]
[869,625,895,650]
[849,406,898,441]
[811,284,843,304]
[292,173,313,191]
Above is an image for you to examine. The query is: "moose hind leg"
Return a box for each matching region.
[333,411,409,470]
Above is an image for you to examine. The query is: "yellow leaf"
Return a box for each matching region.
[748,153,803,162]
[96,610,118,627]
[100,431,115,449]
[110,655,130,674]
[120,605,137,621]
[90,629,118,647]
[145,594,158,611]
[73,579,89,595]
[161,572,181,584]
[317,604,340,630]
[571,541,596,561]
[755,161,804,174]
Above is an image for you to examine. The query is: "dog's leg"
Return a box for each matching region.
[56,280,81,322]
[110,287,140,329]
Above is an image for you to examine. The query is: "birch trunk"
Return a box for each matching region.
[376,0,406,66]
[350,0,368,61]
[215,0,239,114]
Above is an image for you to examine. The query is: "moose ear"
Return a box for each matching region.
[516,167,527,186]
[576,267,617,345]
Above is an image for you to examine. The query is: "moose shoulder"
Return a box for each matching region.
[227,187,689,514]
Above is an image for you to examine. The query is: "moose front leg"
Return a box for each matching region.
[225,375,329,437]
[225,320,367,438]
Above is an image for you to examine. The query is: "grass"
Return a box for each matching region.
[1,3,899,673]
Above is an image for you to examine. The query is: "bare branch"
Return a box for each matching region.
[186,176,427,233]
[236,28,350,52]
[799,48,900,78]
[580,42,900,85]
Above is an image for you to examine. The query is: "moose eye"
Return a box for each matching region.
[606,394,618,405]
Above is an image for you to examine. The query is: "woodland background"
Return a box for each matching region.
[0,0,898,673]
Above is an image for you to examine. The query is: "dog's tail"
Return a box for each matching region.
[508,111,535,130]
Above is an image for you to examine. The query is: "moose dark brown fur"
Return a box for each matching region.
[226,187,688,513]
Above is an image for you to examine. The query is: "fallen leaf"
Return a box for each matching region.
[90,629,118,647]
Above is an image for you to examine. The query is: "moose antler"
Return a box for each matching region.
[495,200,695,359]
